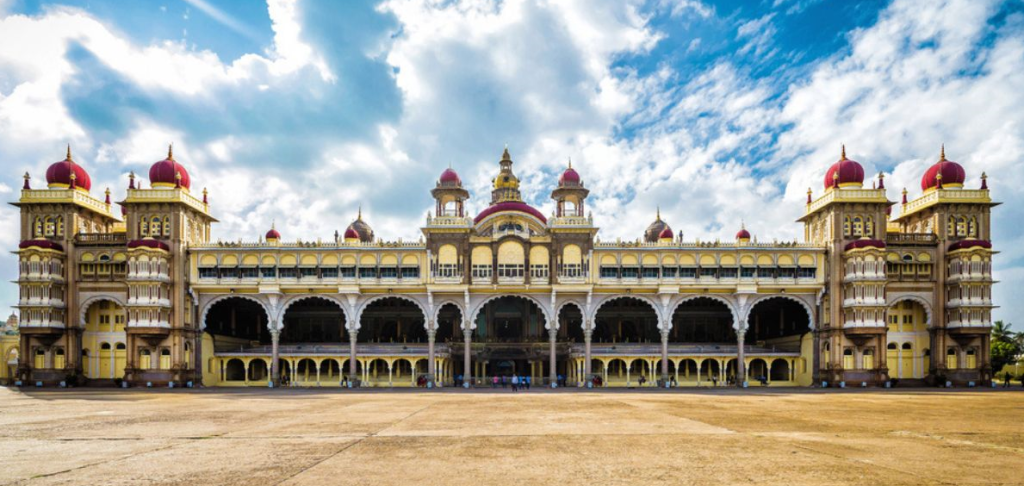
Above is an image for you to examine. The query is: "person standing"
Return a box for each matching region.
[525,375,531,390]
[511,374,519,392]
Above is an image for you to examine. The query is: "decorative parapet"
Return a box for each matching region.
[18,188,118,219]
[804,187,889,216]
[191,240,426,249]
[894,188,993,221]
[123,188,214,218]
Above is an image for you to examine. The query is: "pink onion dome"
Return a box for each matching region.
[921,145,965,191]
[736,227,751,240]
[643,208,669,242]
[439,167,462,185]
[824,145,865,190]
[46,145,92,191]
[346,207,374,242]
[658,226,673,240]
[266,223,281,240]
[559,158,581,186]
[149,144,191,190]
[343,227,360,240]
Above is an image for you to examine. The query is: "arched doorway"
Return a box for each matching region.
[744,297,811,346]
[474,296,549,380]
[281,297,347,345]
[81,298,126,380]
[593,297,659,344]
[205,297,272,346]
[672,298,735,343]
[886,299,929,379]
[558,303,585,343]
[358,298,426,343]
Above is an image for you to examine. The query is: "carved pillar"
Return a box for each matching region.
[427,326,436,384]
[583,324,593,378]
[463,325,472,388]
[660,330,670,382]
[270,328,280,386]
[348,327,358,385]
[549,327,558,387]
[736,330,746,386]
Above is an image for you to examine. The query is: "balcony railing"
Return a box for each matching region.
[75,233,129,245]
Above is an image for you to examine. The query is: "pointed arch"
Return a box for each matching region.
[355,294,429,331]
[744,294,816,330]
[77,295,127,328]
[469,294,551,331]
[885,294,934,327]
[432,298,465,325]
[590,294,663,326]
[276,294,348,327]
[668,294,739,330]
[200,294,273,331]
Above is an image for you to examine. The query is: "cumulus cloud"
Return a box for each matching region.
[0,0,1021,324]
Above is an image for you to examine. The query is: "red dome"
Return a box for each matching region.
[19,240,64,252]
[921,148,965,190]
[127,239,170,251]
[149,145,191,190]
[344,227,360,240]
[559,167,581,185]
[266,228,281,240]
[736,228,751,239]
[844,239,886,251]
[46,147,91,191]
[658,227,673,239]
[474,201,547,224]
[439,167,461,185]
[824,147,864,190]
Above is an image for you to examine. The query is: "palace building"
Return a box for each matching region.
[3,144,998,388]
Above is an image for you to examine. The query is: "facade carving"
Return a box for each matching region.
[4,144,997,387]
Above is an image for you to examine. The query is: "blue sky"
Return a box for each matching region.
[0,0,1022,324]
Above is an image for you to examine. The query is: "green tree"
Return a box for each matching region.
[990,321,1022,375]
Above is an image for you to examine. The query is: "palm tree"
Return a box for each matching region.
[992,321,1013,342]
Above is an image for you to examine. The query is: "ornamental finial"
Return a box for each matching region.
[878,172,885,189]
[66,144,73,162]
[806,187,812,204]
[981,172,988,190]
[174,170,182,188]
[568,157,572,169]
[358,205,362,220]
[168,143,174,161]
[104,187,111,205]
[203,187,208,204]
[939,144,946,161]
[902,187,908,205]
[23,172,30,190]
[502,145,510,161]
[840,144,846,160]
[656,206,661,221]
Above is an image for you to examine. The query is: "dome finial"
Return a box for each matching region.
[167,143,174,161]
[806,187,812,204]
[272,219,276,230]
[502,144,511,161]
[902,187,908,204]
[840,144,846,160]
[568,157,572,169]
[66,144,73,162]
[939,144,946,161]
[656,206,661,221]
[358,205,362,220]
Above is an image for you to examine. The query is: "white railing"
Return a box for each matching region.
[806,187,888,214]
[21,188,116,217]
[899,188,991,218]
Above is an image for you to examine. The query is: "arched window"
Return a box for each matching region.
[140,216,149,237]
[56,216,64,237]
[968,217,977,237]
[843,216,851,236]
[44,216,55,237]
[864,216,874,236]
[956,217,967,236]
[162,216,171,237]
[34,217,43,237]
[947,216,956,236]
[852,216,863,236]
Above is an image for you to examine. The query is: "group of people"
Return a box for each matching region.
[491,374,532,391]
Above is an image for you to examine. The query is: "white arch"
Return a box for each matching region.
[432,299,466,326]
[199,294,273,331]
[668,294,739,331]
[885,294,934,327]
[469,294,552,331]
[77,295,127,328]
[743,294,816,331]
[276,294,348,329]
[589,294,663,329]
[354,294,429,331]
[554,299,587,332]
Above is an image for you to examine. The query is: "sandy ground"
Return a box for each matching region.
[0,386,1022,485]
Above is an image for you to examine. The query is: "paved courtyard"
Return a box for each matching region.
[0,387,1022,485]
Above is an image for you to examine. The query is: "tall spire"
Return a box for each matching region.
[357,205,362,220]
[656,206,661,221]
[840,144,847,160]
[502,145,511,161]
[939,144,946,161]
[167,143,174,161]
[66,144,73,162]
[568,157,572,169]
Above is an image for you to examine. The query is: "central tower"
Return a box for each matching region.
[491,147,522,204]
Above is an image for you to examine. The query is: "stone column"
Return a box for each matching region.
[549,327,558,387]
[736,330,746,386]
[660,330,670,383]
[348,327,358,386]
[270,328,280,386]
[427,327,436,386]
[583,324,593,378]
[463,325,472,388]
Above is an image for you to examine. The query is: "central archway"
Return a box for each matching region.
[81,298,127,380]
[280,297,348,345]
[358,297,427,343]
